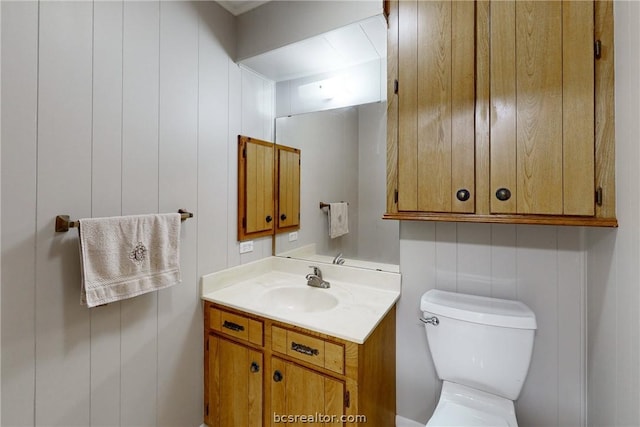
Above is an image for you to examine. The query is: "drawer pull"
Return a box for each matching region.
[222,320,245,332]
[291,341,319,356]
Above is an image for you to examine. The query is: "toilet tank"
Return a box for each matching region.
[421,289,537,400]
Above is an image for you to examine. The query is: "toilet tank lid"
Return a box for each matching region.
[421,290,537,330]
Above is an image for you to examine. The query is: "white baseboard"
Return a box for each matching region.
[396,414,425,427]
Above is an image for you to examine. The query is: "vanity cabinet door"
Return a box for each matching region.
[206,334,263,427]
[238,135,275,241]
[271,357,344,427]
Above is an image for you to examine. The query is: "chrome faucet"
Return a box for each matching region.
[332,252,345,265]
[306,266,330,288]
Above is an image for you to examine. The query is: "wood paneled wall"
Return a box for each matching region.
[397,222,586,427]
[0,2,274,426]
[587,2,640,426]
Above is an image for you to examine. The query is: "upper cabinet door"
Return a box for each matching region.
[276,145,301,232]
[238,135,274,241]
[397,0,476,213]
[490,0,595,216]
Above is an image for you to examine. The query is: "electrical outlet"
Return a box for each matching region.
[239,240,254,254]
[288,231,298,242]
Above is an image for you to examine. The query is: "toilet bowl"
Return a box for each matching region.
[420,290,537,427]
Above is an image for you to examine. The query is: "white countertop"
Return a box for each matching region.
[200,257,401,344]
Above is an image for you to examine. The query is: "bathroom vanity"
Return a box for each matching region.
[201,257,400,426]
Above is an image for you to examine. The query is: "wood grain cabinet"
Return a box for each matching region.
[203,302,396,426]
[275,145,301,233]
[385,0,617,227]
[238,136,301,241]
[238,135,275,241]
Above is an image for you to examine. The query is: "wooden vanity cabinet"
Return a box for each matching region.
[385,0,617,226]
[203,301,396,426]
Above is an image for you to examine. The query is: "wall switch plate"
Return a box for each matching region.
[288,231,298,242]
[239,240,254,254]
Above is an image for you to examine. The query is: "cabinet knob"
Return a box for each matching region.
[273,370,283,382]
[495,188,512,201]
[456,189,471,202]
[250,361,260,373]
[280,214,287,221]
[265,215,273,223]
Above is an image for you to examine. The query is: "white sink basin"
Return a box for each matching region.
[262,286,339,313]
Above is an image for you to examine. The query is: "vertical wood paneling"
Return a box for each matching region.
[562,2,594,216]
[120,2,160,425]
[456,224,491,296]
[434,223,456,292]
[157,3,201,425]
[514,226,559,426]
[417,1,451,212]
[450,1,475,214]
[90,2,123,425]
[1,2,38,425]
[197,1,232,276]
[489,224,517,300]
[397,0,417,211]
[516,2,563,215]
[557,228,585,427]
[2,2,272,425]
[489,1,517,214]
[399,221,585,426]
[227,60,242,267]
[35,2,93,425]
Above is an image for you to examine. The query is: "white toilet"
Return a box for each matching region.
[420,289,537,427]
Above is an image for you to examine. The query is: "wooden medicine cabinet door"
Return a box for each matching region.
[238,135,275,241]
[396,0,476,214]
[275,145,300,233]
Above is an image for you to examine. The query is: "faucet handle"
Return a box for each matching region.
[308,265,322,277]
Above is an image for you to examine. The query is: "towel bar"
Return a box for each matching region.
[319,202,348,210]
[55,209,194,232]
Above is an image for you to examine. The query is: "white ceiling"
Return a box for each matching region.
[239,14,387,82]
[217,1,270,16]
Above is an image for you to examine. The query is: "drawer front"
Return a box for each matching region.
[210,307,263,346]
[272,326,344,375]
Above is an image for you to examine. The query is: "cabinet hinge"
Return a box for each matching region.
[594,40,602,59]
[344,390,350,408]
[394,79,399,94]
[596,187,603,206]
[394,189,398,204]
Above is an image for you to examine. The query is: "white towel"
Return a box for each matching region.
[328,202,349,239]
[78,213,182,307]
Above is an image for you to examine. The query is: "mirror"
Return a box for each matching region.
[274,103,399,272]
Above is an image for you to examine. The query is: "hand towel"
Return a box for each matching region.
[78,213,181,307]
[328,202,349,239]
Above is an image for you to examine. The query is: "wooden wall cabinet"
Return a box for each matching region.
[238,136,301,241]
[203,302,396,426]
[275,145,301,233]
[385,0,617,227]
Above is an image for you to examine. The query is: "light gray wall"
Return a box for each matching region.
[0,2,274,426]
[397,223,586,427]
[236,0,381,61]
[587,2,640,426]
